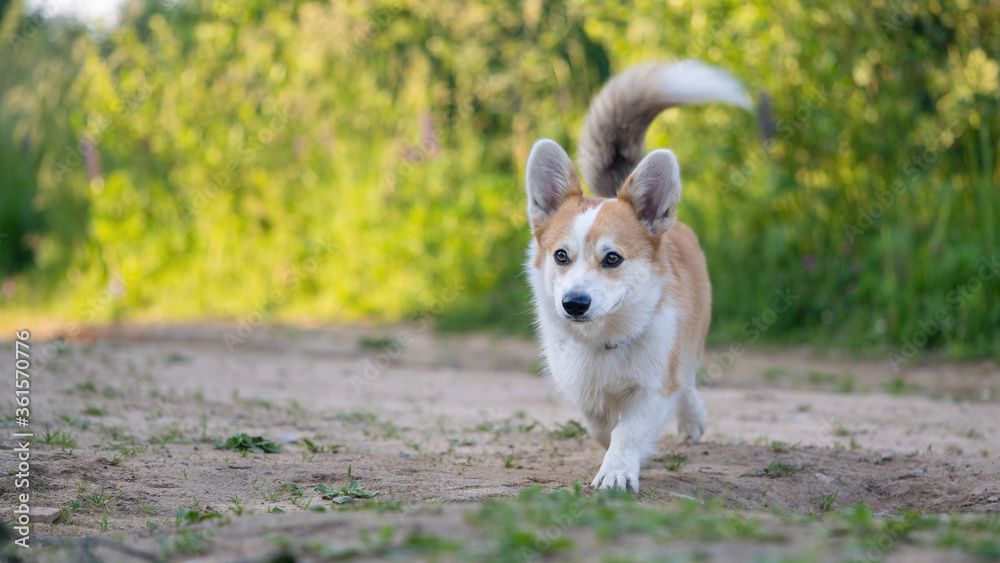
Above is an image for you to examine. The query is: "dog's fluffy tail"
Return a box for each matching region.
[578,60,752,198]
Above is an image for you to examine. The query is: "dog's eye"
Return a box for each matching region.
[602,252,623,268]
[554,249,569,264]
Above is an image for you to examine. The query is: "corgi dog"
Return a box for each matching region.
[525,61,751,492]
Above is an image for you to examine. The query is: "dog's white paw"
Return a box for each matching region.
[591,461,640,493]
[677,390,707,443]
[678,419,704,443]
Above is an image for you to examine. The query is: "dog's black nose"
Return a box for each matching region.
[562,293,591,317]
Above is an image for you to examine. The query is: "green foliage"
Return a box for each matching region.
[656,451,688,471]
[302,438,341,454]
[757,460,802,478]
[39,427,78,449]
[0,0,998,359]
[315,465,377,504]
[471,484,774,561]
[214,433,281,454]
[548,419,588,441]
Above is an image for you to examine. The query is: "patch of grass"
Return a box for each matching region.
[58,415,90,429]
[155,528,213,556]
[655,452,687,471]
[884,376,919,395]
[106,446,142,465]
[836,374,856,393]
[830,423,852,437]
[214,433,281,454]
[227,495,250,516]
[549,420,588,441]
[39,427,77,449]
[281,483,306,502]
[315,465,377,504]
[812,489,839,513]
[756,461,802,478]
[231,390,274,409]
[74,382,97,393]
[763,368,793,380]
[498,448,517,468]
[164,352,190,364]
[150,426,185,446]
[173,508,223,527]
[335,411,378,425]
[806,371,838,385]
[525,356,546,375]
[85,487,123,509]
[470,484,776,560]
[303,438,342,454]
[359,336,395,350]
[83,405,106,416]
[770,440,801,453]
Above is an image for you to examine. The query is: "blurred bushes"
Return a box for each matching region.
[0,0,997,360]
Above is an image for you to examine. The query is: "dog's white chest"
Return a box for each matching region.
[535,300,680,407]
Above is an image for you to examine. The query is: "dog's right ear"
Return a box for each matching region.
[525,139,583,230]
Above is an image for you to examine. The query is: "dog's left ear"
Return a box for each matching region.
[525,139,583,230]
[618,149,682,235]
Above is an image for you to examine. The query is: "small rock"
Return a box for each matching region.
[881,451,894,462]
[788,413,810,422]
[913,466,927,475]
[669,492,701,503]
[988,496,999,503]
[398,452,410,458]
[29,507,61,523]
[278,434,297,443]
[815,472,834,484]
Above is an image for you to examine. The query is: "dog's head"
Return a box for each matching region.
[525,139,682,339]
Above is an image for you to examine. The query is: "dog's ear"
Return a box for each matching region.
[618,149,682,235]
[525,139,583,229]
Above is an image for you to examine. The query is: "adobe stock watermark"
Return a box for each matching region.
[849,512,917,563]
[31,275,130,371]
[842,136,954,244]
[349,280,466,396]
[886,253,999,374]
[382,74,504,191]
[875,0,920,39]
[223,238,338,351]
[51,69,167,183]
[517,499,583,562]
[185,103,292,214]
[700,287,799,385]
[343,3,401,56]
[5,0,68,55]
[718,85,829,201]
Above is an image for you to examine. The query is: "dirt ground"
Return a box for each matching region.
[1,323,998,561]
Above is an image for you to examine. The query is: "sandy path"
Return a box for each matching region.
[1,323,997,561]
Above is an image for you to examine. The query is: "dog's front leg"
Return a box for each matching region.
[591,391,669,493]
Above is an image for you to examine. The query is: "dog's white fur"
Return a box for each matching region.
[525,60,750,492]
